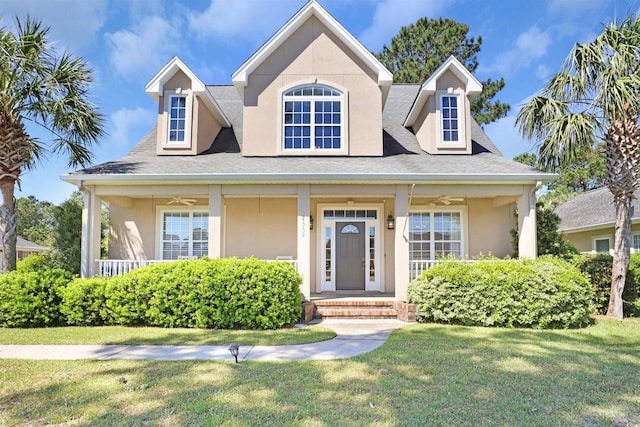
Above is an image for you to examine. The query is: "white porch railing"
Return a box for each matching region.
[97,258,299,277]
[410,259,480,280]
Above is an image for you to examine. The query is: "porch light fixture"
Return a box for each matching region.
[310,215,314,230]
[387,212,395,230]
[228,343,240,363]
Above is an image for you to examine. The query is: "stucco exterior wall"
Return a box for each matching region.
[194,96,222,154]
[466,199,515,258]
[242,16,382,156]
[562,222,640,253]
[224,198,297,260]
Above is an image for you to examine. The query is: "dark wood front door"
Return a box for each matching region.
[336,222,365,290]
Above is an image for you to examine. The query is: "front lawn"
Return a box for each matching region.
[1,318,639,426]
[0,325,336,346]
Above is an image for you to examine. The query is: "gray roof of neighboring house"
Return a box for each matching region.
[65,84,551,181]
[0,236,50,252]
[556,187,640,232]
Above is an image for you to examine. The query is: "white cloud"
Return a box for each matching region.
[486,26,553,77]
[536,64,551,80]
[0,0,108,52]
[109,107,156,146]
[187,0,303,43]
[358,0,450,51]
[105,16,181,81]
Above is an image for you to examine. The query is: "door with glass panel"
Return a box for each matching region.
[335,222,365,290]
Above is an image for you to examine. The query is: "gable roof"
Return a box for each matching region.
[146,56,231,127]
[62,84,554,185]
[404,56,483,128]
[556,187,640,233]
[0,236,49,252]
[231,0,393,103]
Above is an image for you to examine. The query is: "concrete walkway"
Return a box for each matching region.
[0,319,407,362]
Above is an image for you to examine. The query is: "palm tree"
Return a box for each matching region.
[0,17,105,272]
[517,15,640,320]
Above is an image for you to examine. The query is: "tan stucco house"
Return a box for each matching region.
[62,1,552,303]
[556,187,640,254]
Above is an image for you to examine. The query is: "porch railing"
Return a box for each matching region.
[410,259,480,280]
[96,258,299,277]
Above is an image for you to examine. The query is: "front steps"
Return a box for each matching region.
[303,300,416,322]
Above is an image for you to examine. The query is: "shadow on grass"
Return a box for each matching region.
[1,319,639,425]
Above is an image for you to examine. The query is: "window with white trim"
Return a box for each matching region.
[409,211,463,279]
[161,211,208,260]
[593,236,611,254]
[168,95,187,143]
[633,234,640,252]
[283,84,343,151]
[440,94,460,143]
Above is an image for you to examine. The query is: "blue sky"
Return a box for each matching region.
[0,0,633,204]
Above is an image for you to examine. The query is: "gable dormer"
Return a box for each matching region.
[404,56,482,155]
[231,1,393,157]
[146,57,230,155]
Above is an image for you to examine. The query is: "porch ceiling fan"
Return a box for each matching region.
[428,195,465,206]
[168,196,197,206]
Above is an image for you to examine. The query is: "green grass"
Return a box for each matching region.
[0,325,336,346]
[1,319,639,426]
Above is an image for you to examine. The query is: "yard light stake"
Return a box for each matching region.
[228,343,240,363]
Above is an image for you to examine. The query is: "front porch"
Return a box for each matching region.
[81,183,539,302]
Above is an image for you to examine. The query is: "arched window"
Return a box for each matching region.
[283,84,343,151]
[341,224,359,234]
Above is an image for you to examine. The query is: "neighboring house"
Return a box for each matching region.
[556,187,640,254]
[61,1,552,302]
[0,236,50,266]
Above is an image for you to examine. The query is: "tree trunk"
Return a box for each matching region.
[0,178,17,272]
[607,192,633,319]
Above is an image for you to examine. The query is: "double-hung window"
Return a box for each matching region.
[168,95,187,143]
[283,84,343,151]
[440,94,460,143]
[409,211,463,279]
[161,211,208,260]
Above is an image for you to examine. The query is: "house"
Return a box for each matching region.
[0,236,50,266]
[61,1,552,304]
[556,187,640,254]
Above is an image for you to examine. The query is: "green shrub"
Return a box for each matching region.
[60,277,109,326]
[408,258,593,329]
[0,269,73,327]
[16,254,55,272]
[570,253,638,316]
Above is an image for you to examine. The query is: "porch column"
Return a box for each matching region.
[80,185,101,277]
[394,185,410,301]
[297,184,311,300]
[208,185,222,259]
[517,185,537,258]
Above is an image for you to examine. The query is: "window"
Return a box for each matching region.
[283,84,343,151]
[168,95,187,143]
[440,94,460,143]
[161,211,208,260]
[593,236,611,254]
[633,234,640,253]
[409,211,463,279]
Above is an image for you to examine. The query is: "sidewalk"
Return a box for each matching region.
[0,319,407,361]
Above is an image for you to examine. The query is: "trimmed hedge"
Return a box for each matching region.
[569,253,638,316]
[408,258,594,329]
[0,269,74,327]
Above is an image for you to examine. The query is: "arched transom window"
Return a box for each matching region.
[283,84,343,151]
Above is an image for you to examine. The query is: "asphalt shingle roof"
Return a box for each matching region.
[68,84,549,181]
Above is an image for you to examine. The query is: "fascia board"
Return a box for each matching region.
[559,218,640,234]
[145,57,206,98]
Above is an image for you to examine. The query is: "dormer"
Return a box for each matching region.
[404,56,482,155]
[231,0,393,157]
[146,57,230,155]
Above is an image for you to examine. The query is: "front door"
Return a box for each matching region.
[335,222,365,290]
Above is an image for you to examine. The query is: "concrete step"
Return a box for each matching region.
[303,300,416,322]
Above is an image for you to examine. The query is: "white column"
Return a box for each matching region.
[208,185,222,259]
[517,185,537,258]
[394,185,410,301]
[297,184,311,299]
[80,186,101,278]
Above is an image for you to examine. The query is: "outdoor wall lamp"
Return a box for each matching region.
[228,343,240,363]
[387,212,395,230]
[310,215,314,230]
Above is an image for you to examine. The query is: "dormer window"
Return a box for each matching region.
[168,95,187,143]
[282,84,344,152]
[437,93,465,147]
